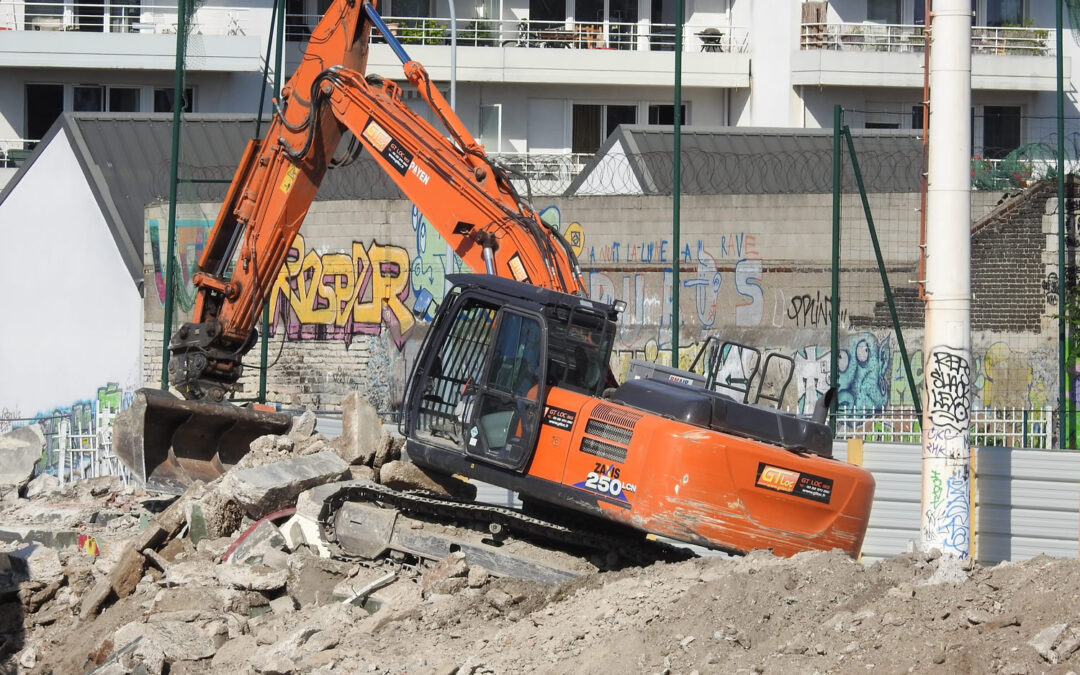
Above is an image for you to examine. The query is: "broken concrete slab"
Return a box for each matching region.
[288,410,318,442]
[331,392,385,466]
[0,425,45,493]
[421,551,470,597]
[278,513,330,558]
[225,519,287,565]
[8,545,63,583]
[378,460,477,501]
[286,550,355,606]
[216,563,288,592]
[23,474,60,499]
[219,451,349,519]
[114,619,220,663]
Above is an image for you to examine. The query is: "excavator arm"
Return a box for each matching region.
[170,0,585,401]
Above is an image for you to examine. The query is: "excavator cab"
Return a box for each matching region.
[404,274,617,474]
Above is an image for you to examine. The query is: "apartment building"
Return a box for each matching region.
[0,0,1074,184]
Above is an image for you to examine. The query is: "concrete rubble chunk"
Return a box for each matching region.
[11,545,63,583]
[216,563,288,592]
[24,474,60,499]
[0,424,45,494]
[422,551,470,597]
[114,619,220,663]
[1031,623,1070,663]
[226,519,288,565]
[287,551,355,606]
[219,451,349,519]
[332,392,385,466]
[288,410,318,441]
[378,460,477,501]
[348,464,376,482]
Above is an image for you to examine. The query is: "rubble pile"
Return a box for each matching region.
[1,401,1080,674]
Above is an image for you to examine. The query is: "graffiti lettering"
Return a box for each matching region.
[939,471,970,557]
[928,469,943,510]
[786,291,848,328]
[927,347,972,431]
[269,234,414,348]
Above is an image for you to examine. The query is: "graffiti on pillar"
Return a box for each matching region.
[922,463,971,558]
[148,219,209,312]
[926,346,972,432]
[793,346,830,416]
[268,233,415,348]
[409,206,464,321]
[837,334,892,412]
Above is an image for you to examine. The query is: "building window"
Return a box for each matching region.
[572,104,637,155]
[25,84,63,142]
[391,0,431,17]
[983,106,1021,159]
[911,105,924,131]
[73,86,105,112]
[985,0,1024,27]
[479,104,502,153]
[648,104,687,126]
[867,0,900,24]
[109,88,140,112]
[154,88,194,113]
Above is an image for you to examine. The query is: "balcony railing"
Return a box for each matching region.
[286,14,749,53]
[488,152,592,196]
[0,138,36,168]
[0,0,250,34]
[800,22,1053,57]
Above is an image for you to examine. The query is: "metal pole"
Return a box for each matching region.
[671,0,682,368]
[830,104,842,432]
[259,0,285,404]
[449,0,457,110]
[921,0,973,559]
[1057,0,1068,449]
[160,0,187,389]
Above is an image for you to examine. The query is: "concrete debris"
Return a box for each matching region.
[226,519,288,565]
[377,460,477,501]
[0,425,45,496]
[332,392,385,467]
[288,410,319,442]
[421,551,470,597]
[216,563,288,592]
[8,545,63,583]
[4,406,1080,674]
[219,451,349,519]
[23,474,60,500]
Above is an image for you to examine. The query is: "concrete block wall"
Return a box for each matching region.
[141,188,1056,414]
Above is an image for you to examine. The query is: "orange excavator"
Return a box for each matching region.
[116,0,874,560]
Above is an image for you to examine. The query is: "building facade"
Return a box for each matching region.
[1,0,1074,187]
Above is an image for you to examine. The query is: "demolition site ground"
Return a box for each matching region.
[0,396,1078,674]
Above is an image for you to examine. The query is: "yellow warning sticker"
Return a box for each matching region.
[280,164,299,194]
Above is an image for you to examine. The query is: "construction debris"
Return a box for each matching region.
[0,425,45,499]
[1,394,1079,673]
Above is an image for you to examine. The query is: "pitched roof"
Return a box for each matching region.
[0,113,404,287]
[565,125,923,196]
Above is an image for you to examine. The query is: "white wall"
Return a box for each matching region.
[0,129,143,416]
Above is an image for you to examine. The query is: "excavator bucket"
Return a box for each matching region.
[113,388,292,494]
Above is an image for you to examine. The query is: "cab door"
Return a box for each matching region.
[463,309,546,471]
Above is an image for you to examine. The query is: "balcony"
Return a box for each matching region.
[794,22,1061,91]
[0,0,262,70]
[281,15,750,88]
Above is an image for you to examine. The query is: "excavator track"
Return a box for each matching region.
[316,482,695,572]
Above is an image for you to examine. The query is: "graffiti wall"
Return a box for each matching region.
[142,193,1056,414]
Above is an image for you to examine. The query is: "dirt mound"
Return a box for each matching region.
[4,539,1079,673]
